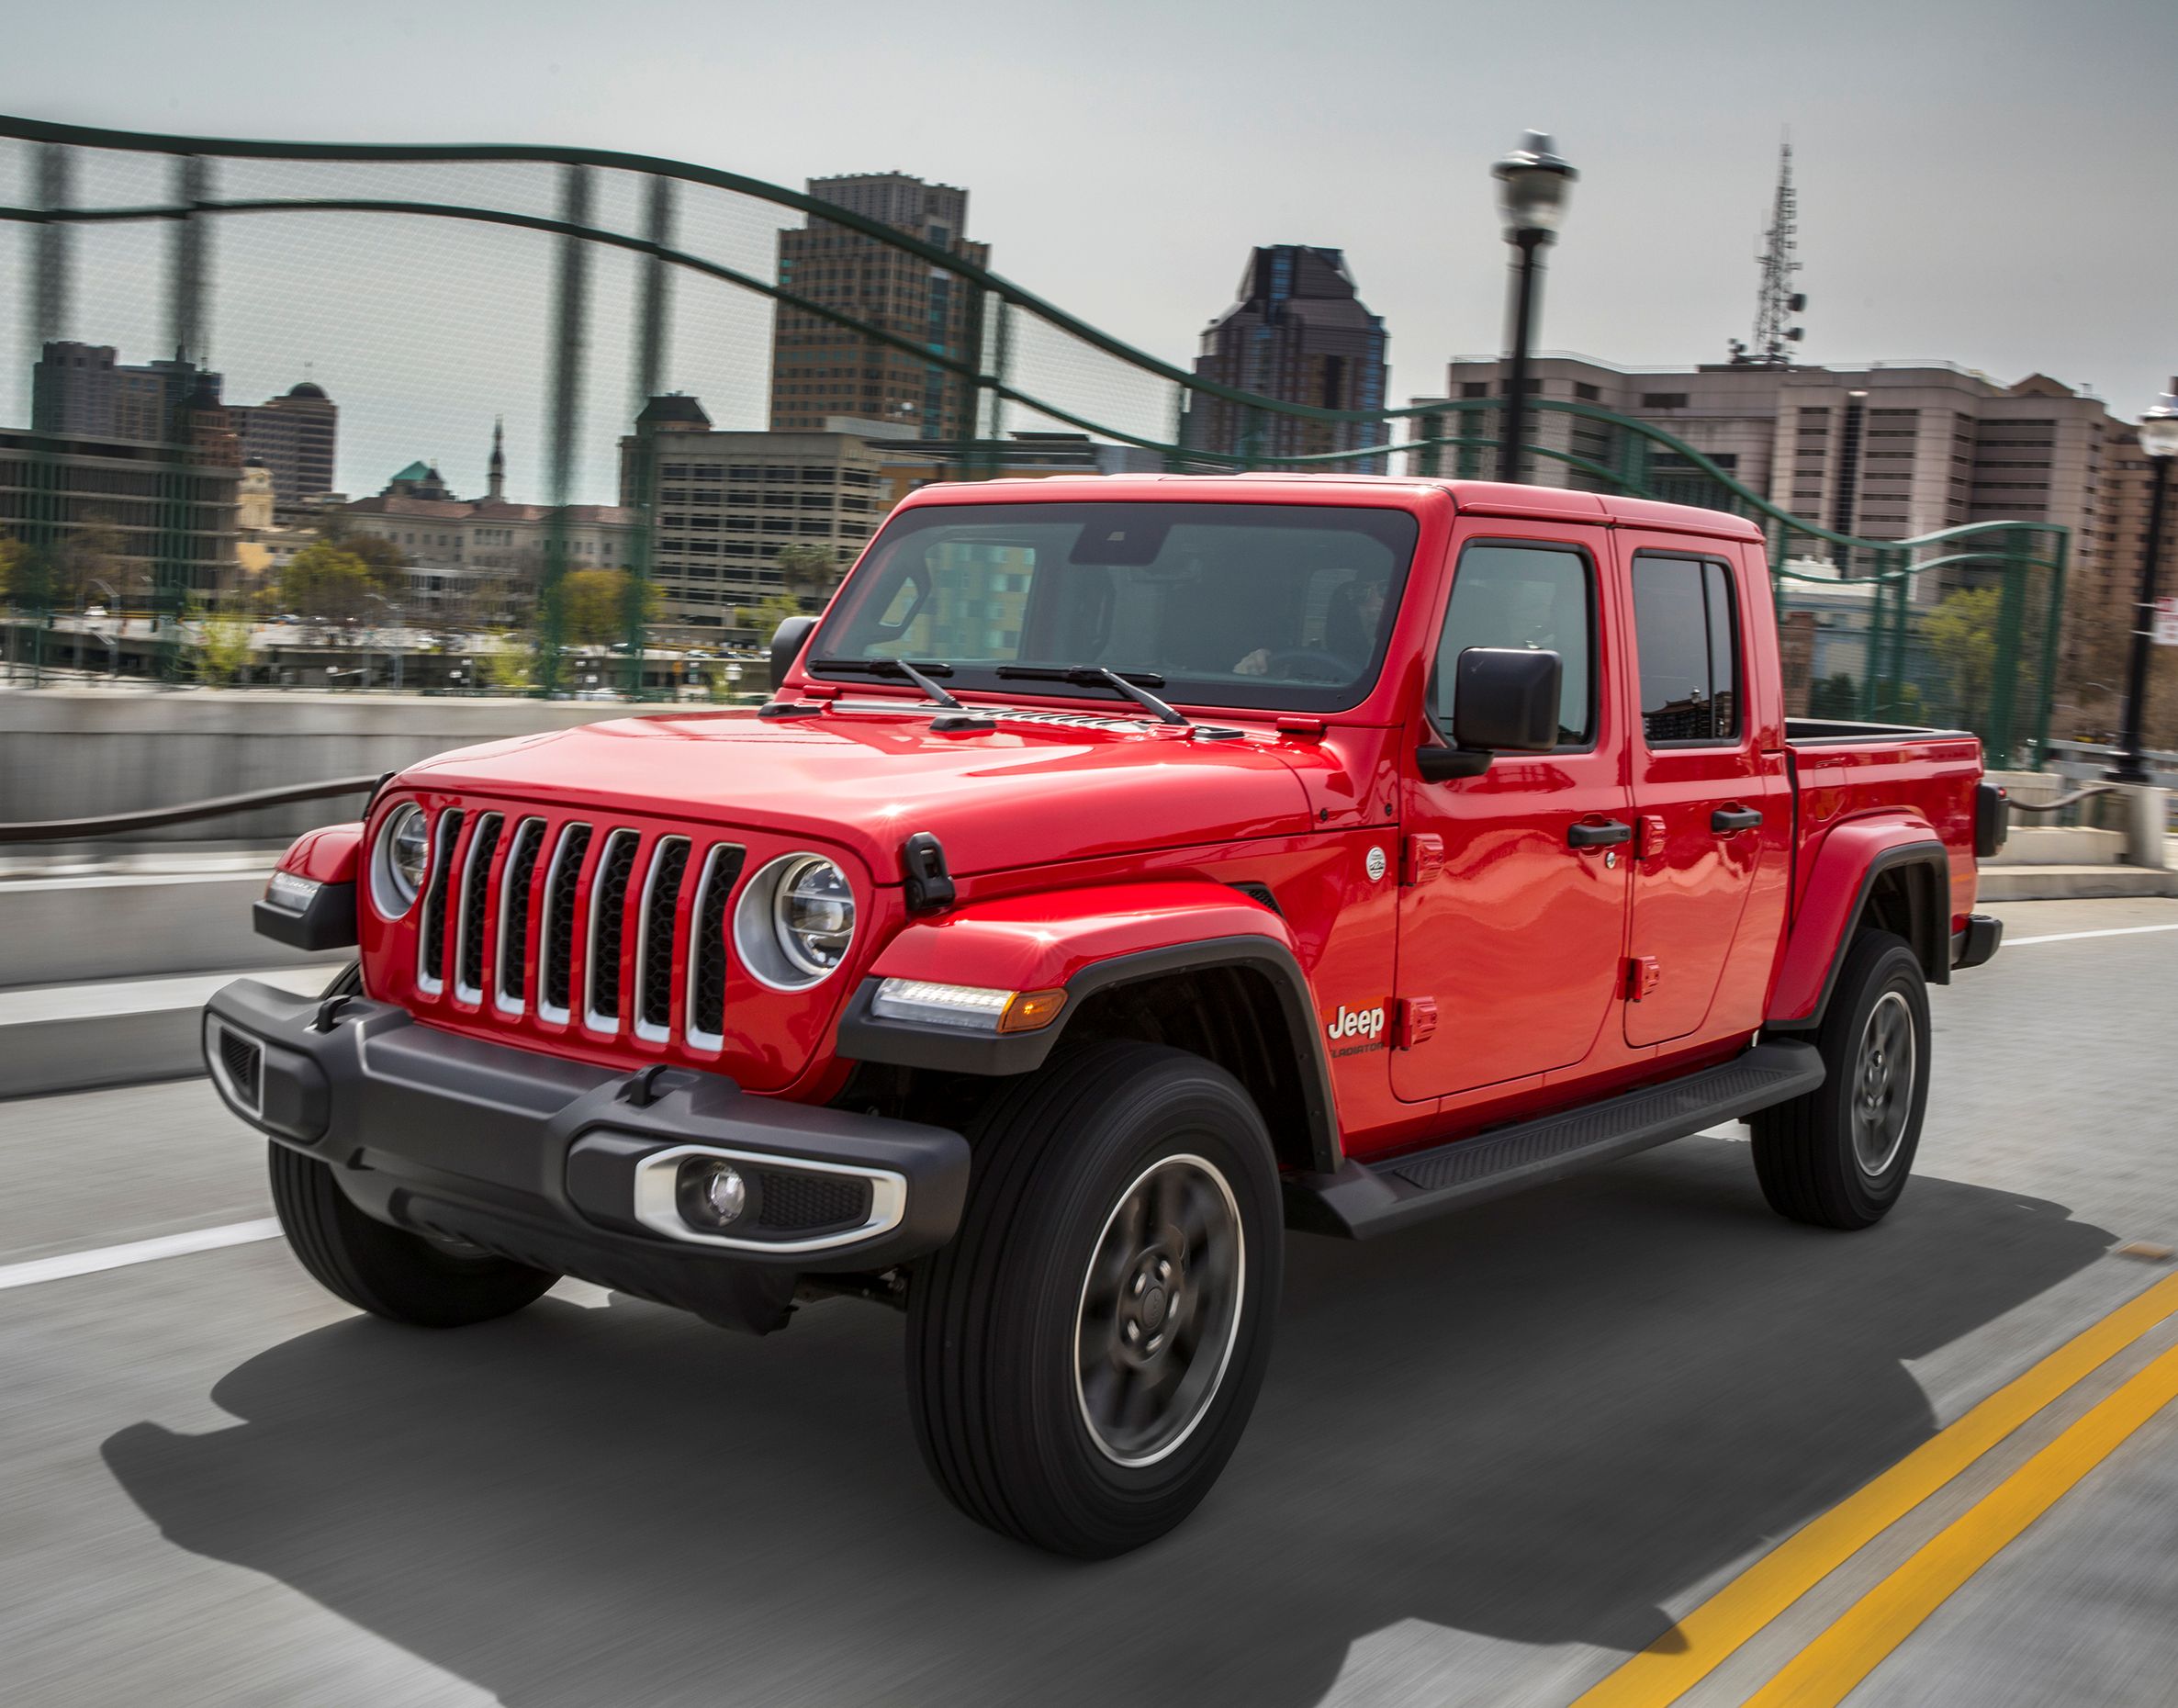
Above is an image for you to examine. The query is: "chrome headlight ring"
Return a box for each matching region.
[370,803,431,918]
[734,852,856,990]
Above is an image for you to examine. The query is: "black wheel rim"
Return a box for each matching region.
[1852,989,1916,1178]
[1073,1153,1244,1467]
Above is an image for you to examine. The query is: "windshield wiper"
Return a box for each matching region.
[809,657,962,709]
[995,664,1189,726]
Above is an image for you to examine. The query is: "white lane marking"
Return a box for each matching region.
[2005,923,2178,947]
[0,1218,282,1291]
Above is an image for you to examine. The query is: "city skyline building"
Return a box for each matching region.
[622,396,890,631]
[29,343,338,506]
[339,421,635,624]
[0,424,241,600]
[1184,245,1390,473]
[1418,352,2143,703]
[232,381,339,507]
[768,174,990,440]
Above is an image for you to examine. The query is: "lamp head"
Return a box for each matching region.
[1492,130,1577,243]
[2141,380,2178,459]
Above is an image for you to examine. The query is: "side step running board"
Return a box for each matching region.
[1284,1040,1824,1240]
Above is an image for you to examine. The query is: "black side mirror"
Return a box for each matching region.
[1454,647,1561,751]
[769,614,818,692]
[1417,646,1562,782]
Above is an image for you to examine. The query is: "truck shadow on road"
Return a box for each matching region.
[102,1137,2112,1708]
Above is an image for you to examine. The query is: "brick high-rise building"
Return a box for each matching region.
[768,174,989,440]
[1185,246,1389,473]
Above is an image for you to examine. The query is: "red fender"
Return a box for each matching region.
[277,821,364,884]
[859,880,1338,1170]
[1768,814,1949,1028]
[868,880,1298,993]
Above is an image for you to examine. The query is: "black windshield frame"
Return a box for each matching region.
[808,500,1422,714]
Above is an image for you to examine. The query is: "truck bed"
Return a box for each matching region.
[1781,719,1985,925]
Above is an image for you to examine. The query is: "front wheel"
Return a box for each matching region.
[906,1041,1283,1556]
[267,1142,558,1327]
[1752,929,1931,1230]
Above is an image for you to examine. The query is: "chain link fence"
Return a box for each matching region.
[0,116,2067,762]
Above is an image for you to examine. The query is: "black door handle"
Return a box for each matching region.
[1712,806,1763,833]
[1568,819,1633,848]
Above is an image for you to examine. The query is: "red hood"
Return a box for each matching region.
[401,705,1338,879]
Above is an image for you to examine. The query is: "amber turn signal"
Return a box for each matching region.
[998,989,1068,1033]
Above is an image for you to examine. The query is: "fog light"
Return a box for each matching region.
[676,1157,747,1229]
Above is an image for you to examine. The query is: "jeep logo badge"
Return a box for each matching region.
[1325,1004,1387,1043]
[1365,847,1387,882]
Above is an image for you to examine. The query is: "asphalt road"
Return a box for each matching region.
[6,896,2177,1707]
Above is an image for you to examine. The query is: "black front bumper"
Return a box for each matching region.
[202,979,970,1333]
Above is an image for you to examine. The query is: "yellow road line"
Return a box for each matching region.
[1746,1339,2178,1707]
[1572,1271,2178,1707]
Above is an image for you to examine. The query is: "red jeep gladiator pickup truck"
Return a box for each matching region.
[208,474,2005,1556]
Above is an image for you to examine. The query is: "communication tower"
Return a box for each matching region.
[1728,142,1807,366]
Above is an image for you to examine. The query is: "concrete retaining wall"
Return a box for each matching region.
[0,691,657,842]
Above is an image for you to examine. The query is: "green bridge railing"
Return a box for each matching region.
[0,116,2065,764]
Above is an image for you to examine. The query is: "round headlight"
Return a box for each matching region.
[775,856,855,975]
[735,853,857,990]
[371,803,430,917]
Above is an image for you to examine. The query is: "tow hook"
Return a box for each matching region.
[620,1064,699,1108]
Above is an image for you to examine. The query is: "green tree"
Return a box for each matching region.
[480,630,535,693]
[732,592,808,645]
[1808,671,1859,720]
[194,603,257,686]
[773,544,845,608]
[280,541,375,625]
[344,531,409,593]
[3,539,61,612]
[52,518,126,614]
[1924,588,2003,725]
[561,567,661,647]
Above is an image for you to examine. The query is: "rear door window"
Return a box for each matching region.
[1630,555,1741,745]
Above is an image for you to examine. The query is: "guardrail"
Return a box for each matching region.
[0,776,376,842]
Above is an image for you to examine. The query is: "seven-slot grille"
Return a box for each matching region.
[415,809,745,1053]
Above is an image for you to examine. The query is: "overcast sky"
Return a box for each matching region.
[4,0,2175,505]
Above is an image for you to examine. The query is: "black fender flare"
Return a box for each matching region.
[836,933,1342,1173]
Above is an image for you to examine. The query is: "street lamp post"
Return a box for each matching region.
[1491,131,1577,485]
[2109,384,2178,784]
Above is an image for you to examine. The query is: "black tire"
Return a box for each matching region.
[267,1142,558,1327]
[1752,929,1930,1230]
[906,1040,1283,1557]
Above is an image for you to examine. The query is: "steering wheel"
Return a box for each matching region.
[1260,647,1353,683]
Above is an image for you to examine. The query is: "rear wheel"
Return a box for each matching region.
[1752,929,1930,1230]
[267,1142,558,1327]
[906,1040,1282,1556]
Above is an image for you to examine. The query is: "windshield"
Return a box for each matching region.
[812,500,1420,714]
